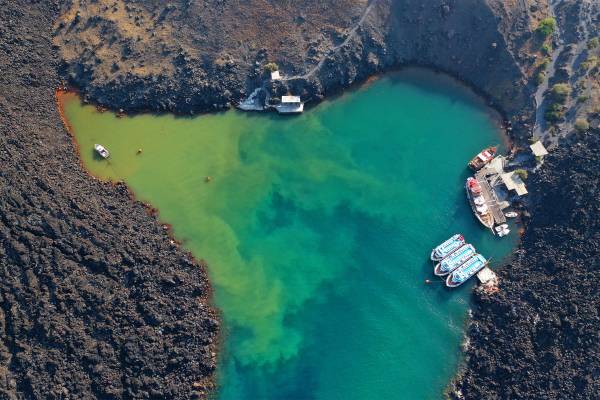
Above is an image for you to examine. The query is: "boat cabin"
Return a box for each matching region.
[276,95,304,114]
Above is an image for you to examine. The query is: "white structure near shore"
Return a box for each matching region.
[275,95,304,114]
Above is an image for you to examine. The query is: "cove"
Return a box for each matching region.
[61,69,518,399]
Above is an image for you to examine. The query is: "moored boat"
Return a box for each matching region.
[468,146,497,171]
[495,223,510,237]
[94,143,110,159]
[505,211,518,218]
[466,177,494,230]
[430,234,465,261]
[446,254,488,287]
[434,244,476,276]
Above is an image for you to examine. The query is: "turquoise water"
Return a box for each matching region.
[62,69,517,399]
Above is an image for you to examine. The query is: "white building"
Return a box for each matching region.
[275,95,304,114]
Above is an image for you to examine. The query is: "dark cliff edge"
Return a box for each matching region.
[450,129,600,399]
[0,2,218,399]
[54,0,542,139]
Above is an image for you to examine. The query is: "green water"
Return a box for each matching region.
[63,69,517,399]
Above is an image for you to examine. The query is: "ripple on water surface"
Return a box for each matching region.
[62,69,518,400]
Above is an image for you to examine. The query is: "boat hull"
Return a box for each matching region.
[465,179,494,230]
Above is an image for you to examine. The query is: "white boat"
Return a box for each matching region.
[505,211,518,218]
[434,244,476,276]
[495,223,510,237]
[94,144,110,159]
[430,234,465,261]
[446,254,488,287]
[275,95,304,114]
[466,177,494,229]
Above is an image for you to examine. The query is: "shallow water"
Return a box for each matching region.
[62,69,518,399]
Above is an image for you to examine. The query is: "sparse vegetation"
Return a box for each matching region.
[514,169,529,180]
[575,118,590,132]
[536,18,556,38]
[588,37,599,50]
[550,83,571,103]
[581,55,598,72]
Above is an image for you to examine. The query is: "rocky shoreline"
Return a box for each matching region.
[451,128,600,399]
[2,0,599,398]
[0,2,218,399]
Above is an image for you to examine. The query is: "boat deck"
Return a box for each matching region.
[474,170,506,225]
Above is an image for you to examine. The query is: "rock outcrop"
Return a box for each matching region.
[451,128,600,399]
[0,2,218,398]
[54,0,551,138]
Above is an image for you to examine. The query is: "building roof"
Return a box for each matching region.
[530,141,549,157]
[281,95,301,103]
[271,70,281,80]
[500,172,528,196]
[487,156,506,175]
[477,267,497,284]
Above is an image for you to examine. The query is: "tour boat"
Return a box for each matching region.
[94,144,110,159]
[505,211,518,218]
[468,146,497,171]
[466,177,494,230]
[434,244,476,276]
[446,254,488,287]
[430,234,465,261]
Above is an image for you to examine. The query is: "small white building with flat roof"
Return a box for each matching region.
[530,141,548,158]
[276,95,304,114]
[271,70,281,81]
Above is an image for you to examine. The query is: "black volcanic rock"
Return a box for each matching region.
[0,2,217,399]
[451,129,600,399]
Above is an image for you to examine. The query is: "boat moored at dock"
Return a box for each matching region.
[446,254,488,287]
[466,177,494,230]
[434,244,476,276]
[468,146,496,171]
[430,234,465,261]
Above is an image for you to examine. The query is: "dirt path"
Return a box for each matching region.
[281,0,379,82]
[535,0,597,146]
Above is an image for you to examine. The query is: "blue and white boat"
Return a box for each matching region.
[446,254,488,287]
[434,244,476,276]
[430,234,465,261]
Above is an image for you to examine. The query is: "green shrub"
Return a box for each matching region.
[514,169,529,180]
[577,95,589,104]
[541,43,552,55]
[264,62,279,73]
[536,18,556,38]
[550,83,571,103]
[575,118,590,132]
[540,57,551,69]
[545,103,564,122]
[581,56,598,71]
[588,37,600,50]
[535,71,545,85]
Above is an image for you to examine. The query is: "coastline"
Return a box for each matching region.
[2,0,598,398]
[0,2,219,398]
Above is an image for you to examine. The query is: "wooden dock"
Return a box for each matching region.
[474,170,506,225]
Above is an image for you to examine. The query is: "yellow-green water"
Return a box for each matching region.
[62,69,518,399]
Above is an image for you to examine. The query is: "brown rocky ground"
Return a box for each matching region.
[0,1,218,399]
[54,0,554,137]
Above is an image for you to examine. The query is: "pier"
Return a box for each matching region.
[474,169,506,226]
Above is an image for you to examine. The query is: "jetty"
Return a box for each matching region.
[474,168,506,226]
